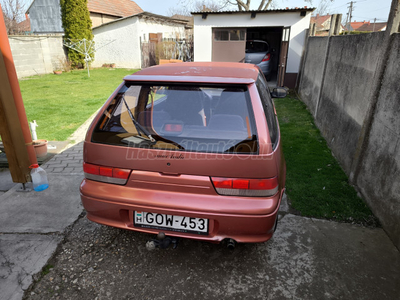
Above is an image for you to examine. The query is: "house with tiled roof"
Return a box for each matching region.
[310,14,331,31]
[310,14,343,36]
[356,21,387,32]
[16,15,32,33]
[349,21,367,30]
[88,0,143,27]
[26,0,143,33]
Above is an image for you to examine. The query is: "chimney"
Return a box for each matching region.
[203,5,206,11]
[316,13,320,18]
[25,13,29,20]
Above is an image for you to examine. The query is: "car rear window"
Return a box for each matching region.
[92,83,258,154]
[246,41,269,53]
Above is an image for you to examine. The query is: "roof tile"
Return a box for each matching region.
[88,0,143,18]
[356,22,387,32]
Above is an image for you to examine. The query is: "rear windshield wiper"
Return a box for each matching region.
[121,96,156,143]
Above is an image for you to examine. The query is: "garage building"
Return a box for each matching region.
[192,7,314,88]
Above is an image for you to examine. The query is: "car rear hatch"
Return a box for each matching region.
[245,41,270,64]
[84,79,278,199]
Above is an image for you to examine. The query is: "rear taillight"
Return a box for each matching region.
[262,53,271,62]
[83,163,131,185]
[211,177,278,197]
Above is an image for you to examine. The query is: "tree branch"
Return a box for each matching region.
[258,0,266,10]
[262,0,273,10]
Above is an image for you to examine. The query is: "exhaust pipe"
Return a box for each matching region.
[226,238,236,250]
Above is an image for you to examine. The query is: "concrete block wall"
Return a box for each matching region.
[9,35,66,78]
[298,32,400,249]
[315,33,386,174]
[355,33,400,248]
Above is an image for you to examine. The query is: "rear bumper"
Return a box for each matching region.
[80,179,283,243]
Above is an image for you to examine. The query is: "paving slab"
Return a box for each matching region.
[0,174,83,234]
[0,234,62,300]
[0,169,16,192]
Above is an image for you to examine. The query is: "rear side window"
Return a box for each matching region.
[92,84,258,154]
[246,41,269,53]
[256,75,279,149]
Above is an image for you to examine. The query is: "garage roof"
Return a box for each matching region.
[191,7,315,15]
[92,12,189,30]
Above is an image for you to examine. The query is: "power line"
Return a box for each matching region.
[330,3,349,10]
[353,16,387,21]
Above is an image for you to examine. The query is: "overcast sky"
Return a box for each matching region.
[134,0,392,22]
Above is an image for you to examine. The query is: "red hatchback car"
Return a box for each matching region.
[80,62,286,246]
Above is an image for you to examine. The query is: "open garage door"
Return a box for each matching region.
[277,27,290,87]
[212,28,246,62]
[246,27,283,85]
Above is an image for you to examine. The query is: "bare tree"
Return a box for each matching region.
[168,6,191,17]
[193,1,224,12]
[170,0,225,16]
[173,0,337,15]
[232,0,273,11]
[315,0,334,16]
[1,0,26,34]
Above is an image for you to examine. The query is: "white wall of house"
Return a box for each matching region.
[138,19,186,42]
[93,17,141,69]
[193,11,312,73]
[93,16,187,69]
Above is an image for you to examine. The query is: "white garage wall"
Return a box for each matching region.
[93,17,141,69]
[193,11,312,73]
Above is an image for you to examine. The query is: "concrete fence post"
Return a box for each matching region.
[310,23,316,36]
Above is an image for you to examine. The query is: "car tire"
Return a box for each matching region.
[273,216,278,232]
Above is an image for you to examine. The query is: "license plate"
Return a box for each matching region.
[134,211,208,235]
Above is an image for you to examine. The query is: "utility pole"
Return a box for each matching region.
[345,12,350,33]
[348,1,355,31]
[373,18,376,31]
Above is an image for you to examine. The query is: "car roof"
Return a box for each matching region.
[124,62,260,84]
[247,40,269,44]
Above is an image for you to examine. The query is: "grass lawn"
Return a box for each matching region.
[274,93,378,226]
[19,68,139,141]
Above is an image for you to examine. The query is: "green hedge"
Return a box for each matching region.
[60,0,94,67]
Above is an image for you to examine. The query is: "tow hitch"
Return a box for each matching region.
[146,232,179,250]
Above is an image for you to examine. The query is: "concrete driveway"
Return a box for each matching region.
[25,205,400,300]
[1,144,399,300]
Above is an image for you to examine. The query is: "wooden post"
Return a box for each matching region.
[0,49,31,183]
[0,4,36,183]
